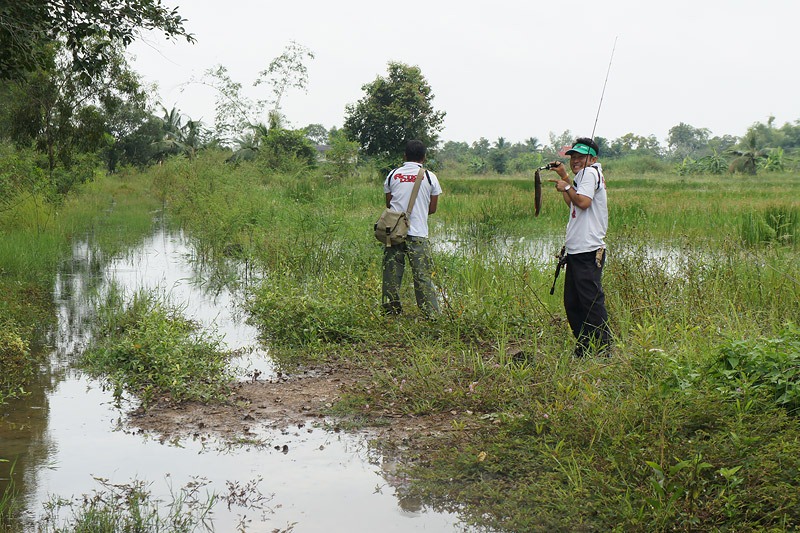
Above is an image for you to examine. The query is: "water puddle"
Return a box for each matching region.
[1,229,471,532]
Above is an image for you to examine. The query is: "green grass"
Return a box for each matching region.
[81,287,236,407]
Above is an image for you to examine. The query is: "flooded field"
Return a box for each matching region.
[0,229,471,532]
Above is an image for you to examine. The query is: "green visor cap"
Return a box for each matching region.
[565,143,597,157]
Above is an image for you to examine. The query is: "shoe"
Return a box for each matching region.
[382,302,401,316]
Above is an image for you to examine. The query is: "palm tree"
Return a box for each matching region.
[151,106,206,160]
[727,130,766,175]
[525,137,541,151]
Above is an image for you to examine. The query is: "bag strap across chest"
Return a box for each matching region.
[405,167,426,216]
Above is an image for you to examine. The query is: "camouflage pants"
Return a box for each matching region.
[382,237,440,317]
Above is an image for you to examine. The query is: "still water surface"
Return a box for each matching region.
[1,229,470,532]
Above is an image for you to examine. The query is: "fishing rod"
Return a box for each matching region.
[590,35,618,141]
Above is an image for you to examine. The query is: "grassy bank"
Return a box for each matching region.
[147,153,799,531]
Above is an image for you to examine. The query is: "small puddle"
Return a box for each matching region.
[1,228,471,532]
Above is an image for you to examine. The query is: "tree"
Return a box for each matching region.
[744,116,785,151]
[608,133,662,158]
[200,65,255,146]
[302,123,329,145]
[707,134,738,154]
[324,129,359,179]
[594,136,611,157]
[254,40,314,128]
[4,40,151,184]
[777,120,800,150]
[524,137,541,151]
[667,122,710,159]
[471,137,491,159]
[545,130,573,158]
[343,62,445,164]
[151,106,209,161]
[193,42,314,146]
[0,0,194,81]
[489,137,509,174]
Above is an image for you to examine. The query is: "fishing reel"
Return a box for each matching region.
[537,162,562,171]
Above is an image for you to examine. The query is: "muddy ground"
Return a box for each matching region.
[129,363,470,448]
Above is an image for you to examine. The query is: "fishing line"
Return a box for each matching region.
[590,36,618,141]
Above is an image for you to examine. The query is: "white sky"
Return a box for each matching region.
[129,0,799,147]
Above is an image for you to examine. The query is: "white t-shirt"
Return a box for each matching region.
[565,163,608,254]
[384,162,442,238]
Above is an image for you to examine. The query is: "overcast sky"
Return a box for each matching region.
[129,0,798,147]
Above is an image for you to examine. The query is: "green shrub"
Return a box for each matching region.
[708,324,800,413]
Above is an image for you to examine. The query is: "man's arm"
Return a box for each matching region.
[428,194,438,215]
[548,167,593,210]
[568,190,592,210]
[385,192,392,208]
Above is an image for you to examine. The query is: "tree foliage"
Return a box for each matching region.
[0,0,194,81]
[667,122,711,160]
[302,123,329,145]
[254,40,314,124]
[2,40,152,184]
[343,62,445,163]
[194,42,314,146]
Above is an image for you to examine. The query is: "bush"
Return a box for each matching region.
[707,324,800,413]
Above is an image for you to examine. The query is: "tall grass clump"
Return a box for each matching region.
[246,268,381,350]
[0,460,19,531]
[0,326,34,405]
[81,287,235,407]
[32,474,275,533]
[740,204,799,246]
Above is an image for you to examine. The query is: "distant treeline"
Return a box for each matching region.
[433,118,800,175]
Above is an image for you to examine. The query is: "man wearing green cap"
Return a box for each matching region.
[547,137,611,357]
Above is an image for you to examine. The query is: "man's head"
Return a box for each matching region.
[566,137,599,173]
[405,140,427,163]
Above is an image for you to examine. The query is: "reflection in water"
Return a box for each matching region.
[437,229,698,276]
[0,228,470,532]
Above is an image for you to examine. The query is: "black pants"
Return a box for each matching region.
[564,250,611,356]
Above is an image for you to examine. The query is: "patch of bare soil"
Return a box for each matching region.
[128,363,470,446]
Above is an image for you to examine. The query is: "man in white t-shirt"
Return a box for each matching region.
[382,140,442,317]
[546,137,611,356]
